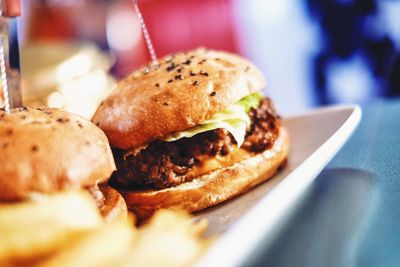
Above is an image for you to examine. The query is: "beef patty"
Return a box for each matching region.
[111,97,281,189]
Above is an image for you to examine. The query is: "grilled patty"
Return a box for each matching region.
[111,97,280,189]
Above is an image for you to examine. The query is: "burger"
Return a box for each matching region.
[0,107,127,221]
[92,49,289,219]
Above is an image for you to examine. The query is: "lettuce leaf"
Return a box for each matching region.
[163,92,262,147]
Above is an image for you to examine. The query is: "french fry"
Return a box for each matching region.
[0,191,103,264]
[31,210,209,267]
[35,219,135,267]
[119,210,209,267]
[0,200,210,267]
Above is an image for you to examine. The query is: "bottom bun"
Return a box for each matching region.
[122,127,289,221]
[100,185,128,222]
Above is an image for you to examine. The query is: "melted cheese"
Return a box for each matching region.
[188,148,254,178]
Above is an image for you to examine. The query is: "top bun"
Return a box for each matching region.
[92,48,266,149]
[0,107,116,201]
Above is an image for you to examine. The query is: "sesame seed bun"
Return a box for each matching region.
[92,49,288,219]
[92,48,266,149]
[0,107,115,201]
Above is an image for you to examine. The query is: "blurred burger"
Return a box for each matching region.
[0,107,126,221]
[92,49,289,218]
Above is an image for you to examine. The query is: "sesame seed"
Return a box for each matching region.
[193,81,199,86]
[56,118,68,123]
[168,79,173,83]
[210,91,216,96]
[166,63,176,72]
[175,74,183,80]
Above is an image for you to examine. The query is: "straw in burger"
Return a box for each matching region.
[92,49,289,219]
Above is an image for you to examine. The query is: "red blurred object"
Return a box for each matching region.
[27,3,74,41]
[25,1,108,44]
[141,0,238,56]
[2,0,22,17]
[113,0,239,76]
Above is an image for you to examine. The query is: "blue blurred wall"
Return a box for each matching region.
[234,0,400,114]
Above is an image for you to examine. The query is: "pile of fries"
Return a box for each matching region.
[0,191,210,267]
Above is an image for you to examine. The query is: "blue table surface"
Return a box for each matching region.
[245,98,400,267]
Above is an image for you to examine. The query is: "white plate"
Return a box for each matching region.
[195,104,362,267]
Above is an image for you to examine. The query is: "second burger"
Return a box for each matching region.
[0,107,127,221]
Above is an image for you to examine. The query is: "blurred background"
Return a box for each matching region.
[14,0,400,117]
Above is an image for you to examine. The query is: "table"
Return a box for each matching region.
[245,98,400,267]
